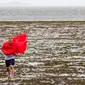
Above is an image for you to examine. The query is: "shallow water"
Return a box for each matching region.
[0,21,85,85]
[0,7,85,21]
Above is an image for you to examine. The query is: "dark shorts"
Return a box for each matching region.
[5,59,15,67]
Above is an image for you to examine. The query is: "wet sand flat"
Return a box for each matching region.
[0,21,85,85]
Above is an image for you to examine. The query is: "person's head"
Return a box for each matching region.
[8,37,12,44]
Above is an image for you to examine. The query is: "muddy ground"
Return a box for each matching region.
[0,21,85,85]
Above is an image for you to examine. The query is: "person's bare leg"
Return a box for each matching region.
[7,67,11,79]
[9,65,14,79]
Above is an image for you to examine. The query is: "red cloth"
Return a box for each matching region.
[12,33,27,54]
[2,42,17,55]
[2,33,27,55]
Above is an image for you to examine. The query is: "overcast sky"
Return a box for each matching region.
[0,0,85,7]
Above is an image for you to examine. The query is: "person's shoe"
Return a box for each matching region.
[11,78,14,81]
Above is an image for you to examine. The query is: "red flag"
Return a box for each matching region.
[2,33,27,55]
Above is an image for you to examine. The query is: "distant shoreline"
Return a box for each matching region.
[0,21,85,25]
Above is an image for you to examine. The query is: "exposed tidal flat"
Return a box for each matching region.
[0,21,85,85]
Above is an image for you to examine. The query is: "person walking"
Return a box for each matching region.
[2,37,16,80]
